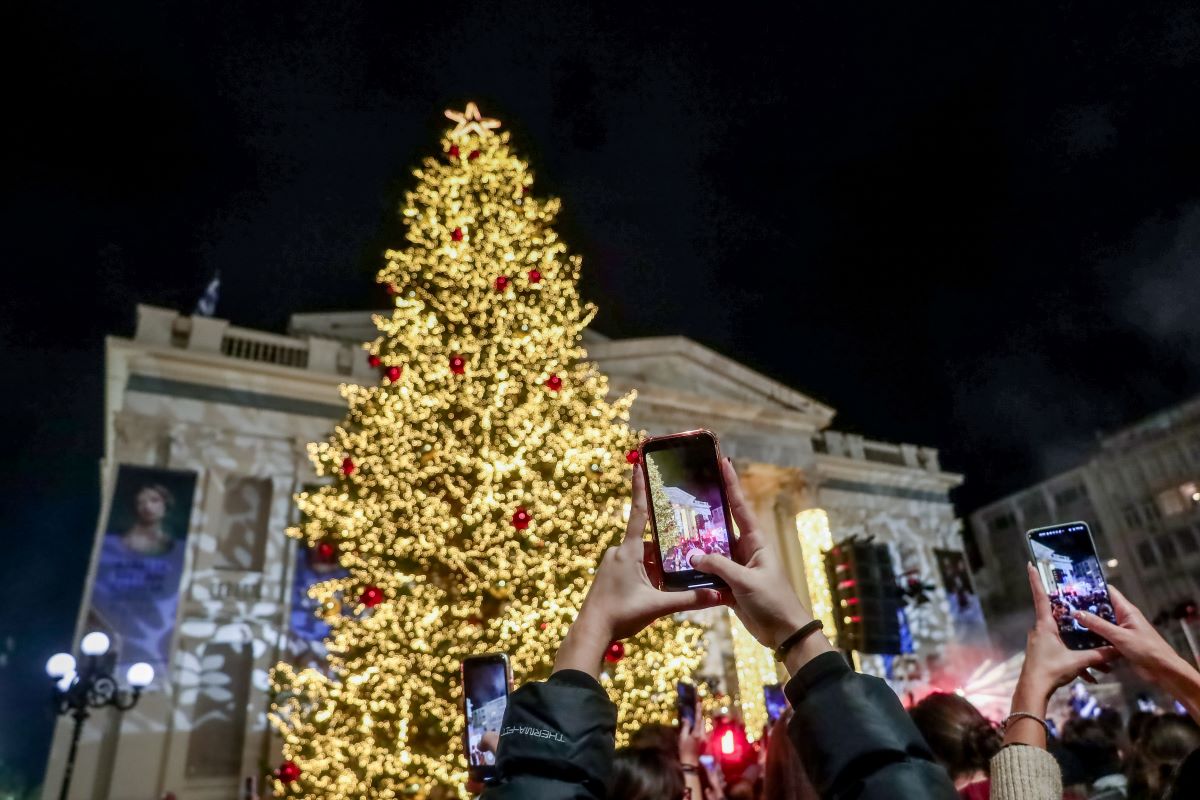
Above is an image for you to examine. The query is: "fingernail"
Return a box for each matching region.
[689,553,701,568]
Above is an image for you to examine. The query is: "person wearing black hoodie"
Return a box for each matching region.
[481,459,958,800]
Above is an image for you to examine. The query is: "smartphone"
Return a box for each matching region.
[677,681,697,729]
[640,429,734,591]
[764,683,787,724]
[461,653,511,784]
[1026,521,1116,650]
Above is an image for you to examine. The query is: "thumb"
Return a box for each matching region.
[1075,609,1124,643]
[691,552,751,588]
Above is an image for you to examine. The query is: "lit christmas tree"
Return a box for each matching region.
[646,456,682,551]
[269,103,704,798]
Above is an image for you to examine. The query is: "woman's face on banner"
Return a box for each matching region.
[136,488,167,525]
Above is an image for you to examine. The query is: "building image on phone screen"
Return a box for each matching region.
[464,664,507,766]
[646,448,732,573]
[1030,529,1116,636]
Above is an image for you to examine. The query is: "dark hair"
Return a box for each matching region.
[1061,717,1122,784]
[1127,715,1200,800]
[763,710,819,800]
[611,746,684,800]
[909,693,1001,779]
[629,723,680,759]
[1128,711,1156,746]
[137,483,175,509]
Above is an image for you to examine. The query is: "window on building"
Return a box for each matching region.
[1054,484,1087,507]
[1158,535,1179,562]
[1137,541,1159,569]
[990,511,1016,533]
[1123,505,1142,528]
[213,476,272,572]
[1157,487,1187,517]
[961,524,985,572]
[1142,502,1163,527]
[1176,526,1199,555]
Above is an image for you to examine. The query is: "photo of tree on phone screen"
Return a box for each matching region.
[646,447,732,573]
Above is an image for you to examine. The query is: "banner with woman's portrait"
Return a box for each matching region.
[88,465,198,668]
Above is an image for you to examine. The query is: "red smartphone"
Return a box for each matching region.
[640,429,734,591]
[461,653,511,785]
[1026,521,1115,650]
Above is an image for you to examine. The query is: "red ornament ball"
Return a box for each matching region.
[626,449,641,465]
[604,641,626,663]
[545,374,563,392]
[512,507,532,530]
[385,365,402,382]
[448,145,460,159]
[451,227,464,242]
[360,586,384,608]
[449,355,466,375]
[367,354,381,368]
[277,760,301,783]
[494,275,510,292]
[315,541,336,562]
[528,268,542,284]
[468,149,481,161]
[468,615,483,626]
[341,457,356,476]
[385,283,397,295]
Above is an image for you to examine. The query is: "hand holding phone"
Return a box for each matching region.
[641,430,735,591]
[462,654,511,785]
[1026,522,1116,650]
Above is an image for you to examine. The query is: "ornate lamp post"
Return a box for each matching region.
[45,632,155,800]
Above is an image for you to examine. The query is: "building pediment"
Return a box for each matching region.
[586,335,836,428]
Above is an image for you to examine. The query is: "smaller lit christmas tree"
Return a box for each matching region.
[646,456,682,551]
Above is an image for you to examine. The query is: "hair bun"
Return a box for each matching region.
[964,720,1002,767]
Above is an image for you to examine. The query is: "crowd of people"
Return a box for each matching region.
[1051,587,1117,636]
[473,460,1200,799]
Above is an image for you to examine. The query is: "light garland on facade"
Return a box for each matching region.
[728,610,777,742]
[795,508,837,647]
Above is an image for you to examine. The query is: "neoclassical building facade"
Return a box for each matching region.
[44,305,971,799]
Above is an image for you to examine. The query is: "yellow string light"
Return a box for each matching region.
[728,611,777,742]
[269,104,703,799]
[794,509,837,647]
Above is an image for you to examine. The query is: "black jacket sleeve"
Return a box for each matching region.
[481,669,616,800]
[785,651,959,800]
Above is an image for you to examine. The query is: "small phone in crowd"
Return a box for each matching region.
[640,429,734,591]
[677,681,698,729]
[1026,521,1117,650]
[764,683,787,724]
[461,653,511,785]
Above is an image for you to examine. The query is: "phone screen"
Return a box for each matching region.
[1027,522,1115,650]
[677,681,697,729]
[462,655,509,781]
[764,684,786,724]
[642,431,733,590]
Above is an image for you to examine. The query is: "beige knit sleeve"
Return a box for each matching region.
[990,744,1062,800]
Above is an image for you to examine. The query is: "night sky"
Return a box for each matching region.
[5,0,1200,783]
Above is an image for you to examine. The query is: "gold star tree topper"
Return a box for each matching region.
[444,102,501,139]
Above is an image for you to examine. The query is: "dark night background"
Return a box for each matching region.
[4,0,1200,784]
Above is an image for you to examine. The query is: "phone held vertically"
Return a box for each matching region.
[1026,521,1116,650]
[677,681,697,729]
[640,429,734,591]
[763,683,787,724]
[461,653,511,784]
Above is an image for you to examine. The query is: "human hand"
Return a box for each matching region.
[1074,585,1194,687]
[1019,563,1117,698]
[678,700,705,764]
[690,459,816,651]
[554,468,723,677]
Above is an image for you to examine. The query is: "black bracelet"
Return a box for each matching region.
[773,619,824,662]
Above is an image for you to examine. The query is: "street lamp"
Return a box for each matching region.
[46,632,154,800]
